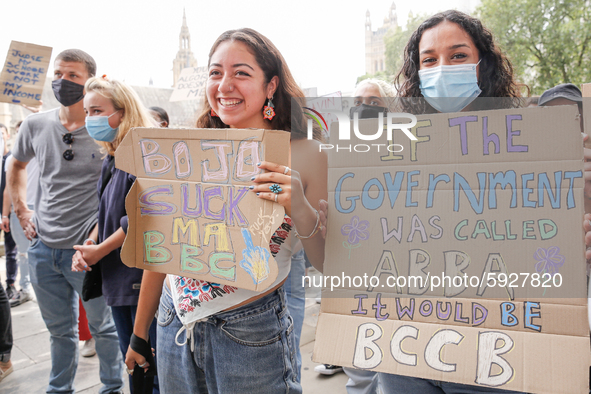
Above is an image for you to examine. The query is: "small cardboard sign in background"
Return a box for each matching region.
[305,92,342,140]
[115,127,289,292]
[170,66,207,102]
[313,104,590,394]
[0,41,52,106]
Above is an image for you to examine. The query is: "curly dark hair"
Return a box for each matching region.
[394,10,526,113]
[196,28,320,141]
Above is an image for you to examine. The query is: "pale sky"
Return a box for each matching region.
[1,0,477,96]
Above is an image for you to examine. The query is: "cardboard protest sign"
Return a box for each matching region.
[170,66,207,102]
[581,84,591,213]
[0,41,52,106]
[312,105,590,393]
[582,84,590,138]
[305,92,342,139]
[115,127,289,292]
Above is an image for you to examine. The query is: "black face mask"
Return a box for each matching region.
[52,79,85,107]
[349,103,388,120]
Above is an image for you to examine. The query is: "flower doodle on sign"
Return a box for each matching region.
[534,246,564,276]
[534,246,564,295]
[239,228,271,284]
[341,216,370,258]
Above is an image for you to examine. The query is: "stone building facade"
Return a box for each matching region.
[365,3,398,75]
[172,9,198,87]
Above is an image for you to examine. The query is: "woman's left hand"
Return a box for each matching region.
[584,213,591,260]
[251,161,302,218]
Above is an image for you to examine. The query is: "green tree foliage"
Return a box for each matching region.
[478,0,591,94]
[385,13,428,78]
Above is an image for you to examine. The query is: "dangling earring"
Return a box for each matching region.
[263,97,275,120]
[211,109,218,117]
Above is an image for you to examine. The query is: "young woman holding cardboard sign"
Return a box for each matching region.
[125,28,326,393]
[378,9,528,394]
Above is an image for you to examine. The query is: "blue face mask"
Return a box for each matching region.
[418,61,481,113]
[85,111,119,142]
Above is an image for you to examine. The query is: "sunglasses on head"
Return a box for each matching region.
[62,133,74,161]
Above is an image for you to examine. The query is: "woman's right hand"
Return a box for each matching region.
[125,344,150,374]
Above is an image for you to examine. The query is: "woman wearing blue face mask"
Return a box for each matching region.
[395,10,524,114]
[71,76,160,393]
[378,10,530,394]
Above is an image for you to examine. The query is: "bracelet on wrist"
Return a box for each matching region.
[294,209,322,240]
[2,216,8,219]
[84,238,97,245]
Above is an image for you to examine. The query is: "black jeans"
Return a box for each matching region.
[0,277,12,361]
[3,230,18,286]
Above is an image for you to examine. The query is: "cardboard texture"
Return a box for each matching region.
[115,127,290,292]
[312,105,590,393]
[582,84,591,213]
[170,66,207,102]
[0,41,52,106]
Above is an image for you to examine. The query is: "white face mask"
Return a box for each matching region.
[418,61,482,113]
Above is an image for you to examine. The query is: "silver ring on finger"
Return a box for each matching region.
[138,362,147,368]
[274,194,278,203]
[126,368,134,375]
[283,166,290,175]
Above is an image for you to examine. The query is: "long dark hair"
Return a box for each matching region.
[394,10,526,112]
[196,28,319,140]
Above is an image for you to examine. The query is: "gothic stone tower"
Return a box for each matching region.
[365,2,398,75]
[172,9,198,87]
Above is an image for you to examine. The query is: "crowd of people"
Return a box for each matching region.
[0,8,589,394]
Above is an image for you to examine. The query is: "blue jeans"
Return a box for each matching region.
[111,305,159,393]
[379,374,527,394]
[10,211,31,291]
[28,238,123,394]
[156,283,301,394]
[344,368,379,394]
[285,249,306,381]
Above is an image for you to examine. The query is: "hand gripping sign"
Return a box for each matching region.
[313,104,591,394]
[115,127,289,292]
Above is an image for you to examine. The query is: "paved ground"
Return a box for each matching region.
[0,259,349,393]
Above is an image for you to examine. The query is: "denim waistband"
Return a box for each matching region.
[168,282,287,352]
[214,285,286,323]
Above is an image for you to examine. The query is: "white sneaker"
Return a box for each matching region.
[314,364,343,375]
[9,289,32,308]
[80,338,96,357]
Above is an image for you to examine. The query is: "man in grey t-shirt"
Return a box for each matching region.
[8,49,123,394]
